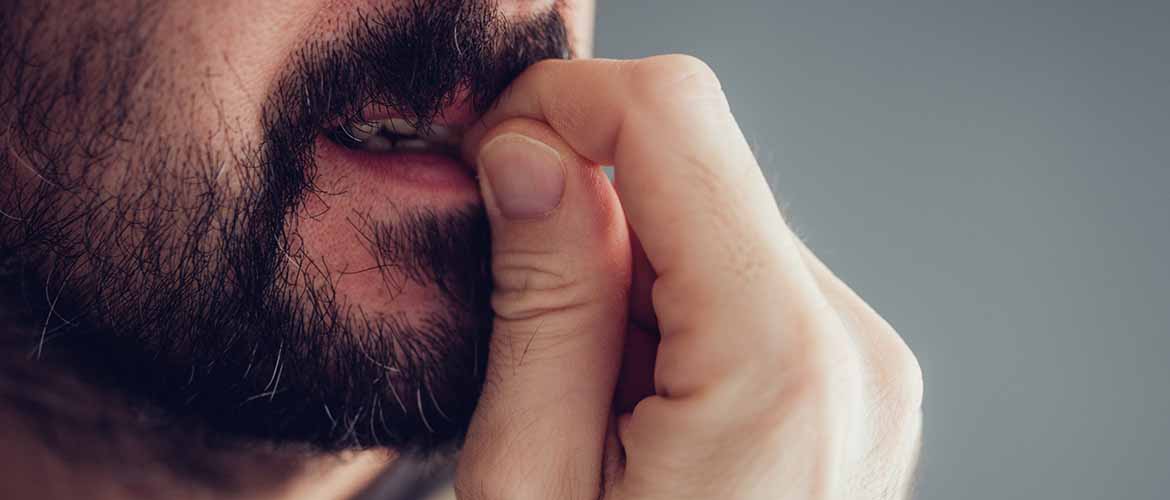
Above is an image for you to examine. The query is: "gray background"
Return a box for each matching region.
[594,2,1170,499]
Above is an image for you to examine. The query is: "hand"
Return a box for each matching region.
[454,55,923,500]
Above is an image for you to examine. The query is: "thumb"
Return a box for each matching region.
[456,118,631,500]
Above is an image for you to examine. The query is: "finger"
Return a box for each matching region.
[627,230,657,331]
[794,238,924,498]
[464,56,857,499]
[463,55,841,402]
[613,324,657,416]
[794,237,924,423]
[616,233,659,415]
[455,118,631,500]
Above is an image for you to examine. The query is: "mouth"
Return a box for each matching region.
[316,102,481,195]
[325,117,464,156]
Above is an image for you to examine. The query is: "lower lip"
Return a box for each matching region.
[315,135,479,195]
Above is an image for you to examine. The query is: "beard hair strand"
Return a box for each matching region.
[0,0,568,460]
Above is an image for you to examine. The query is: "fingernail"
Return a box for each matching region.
[478,134,565,220]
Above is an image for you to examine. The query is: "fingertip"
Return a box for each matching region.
[471,117,596,172]
[477,133,566,221]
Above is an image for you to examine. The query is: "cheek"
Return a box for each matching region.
[292,202,439,318]
[150,0,323,152]
[289,198,451,325]
[283,143,475,323]
[144,1,493,321]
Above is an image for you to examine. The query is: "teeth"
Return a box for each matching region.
[361,135,395,153]
[337,116,465,153]
[378,118,462,145]
[381,118,418,136]
[345,121,380,142]
[420,124,462,145]
[393,139,432,151]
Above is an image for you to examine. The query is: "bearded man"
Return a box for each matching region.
[0,1,923,499]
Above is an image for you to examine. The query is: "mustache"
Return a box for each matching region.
[248,0,572,300]
[263,0,570,153]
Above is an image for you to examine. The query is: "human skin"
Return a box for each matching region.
[35,0,591,338]
[1,0,586,463]
[453,56,924,499]
[0,1,921,499]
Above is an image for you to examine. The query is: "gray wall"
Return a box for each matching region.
[594,2,1170,499]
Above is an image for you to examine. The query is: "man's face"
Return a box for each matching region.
[0,0,593,452]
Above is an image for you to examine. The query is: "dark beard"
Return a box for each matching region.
[0,0,570,458]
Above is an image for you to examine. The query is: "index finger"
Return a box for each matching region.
[464,56,840,398]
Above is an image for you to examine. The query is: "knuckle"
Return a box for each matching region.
[626,54,725,102]
[860,317,924,414]
[783,329,862,398]
[523,58,565,81]
[490,279,591,324]
[491,249,576,294]
[489,250,613,324]
[882,338,925,412]
[488,246,628,324]
[838,301,924,414]
[739,334,863,436]
[776,302,857,370]
[775,311,869,396]
[747,310,863,409]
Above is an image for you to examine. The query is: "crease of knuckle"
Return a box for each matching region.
[491,273,592,324]
[491,250,574,293]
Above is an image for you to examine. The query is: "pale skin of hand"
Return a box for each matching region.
[453,55,923,500]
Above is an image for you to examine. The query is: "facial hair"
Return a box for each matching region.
[0,0,571,456]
